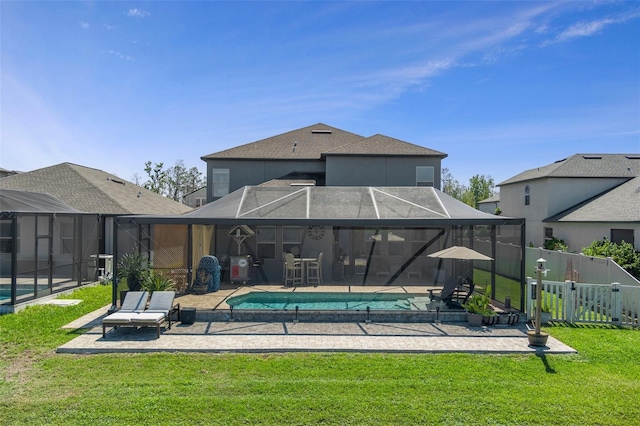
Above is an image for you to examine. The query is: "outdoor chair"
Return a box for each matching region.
[101,291,149,338]
[129,291,179,338]
[439,276,474,309]
[306,252,323,286]
[284,253,303,286]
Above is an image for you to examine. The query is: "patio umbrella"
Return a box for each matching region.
[427,246,493,261]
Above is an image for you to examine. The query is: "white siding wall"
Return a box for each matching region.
[549,222,640,252]
[501,176,631,249]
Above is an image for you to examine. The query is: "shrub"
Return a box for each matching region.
[583,239,640,280]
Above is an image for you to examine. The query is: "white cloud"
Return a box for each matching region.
[79,21,89,29]
[104,24,115,31]
[126,9,150,18]
[108,50,134,61]
[547,9,640,45]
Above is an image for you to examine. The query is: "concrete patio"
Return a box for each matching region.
[57,284,576,355]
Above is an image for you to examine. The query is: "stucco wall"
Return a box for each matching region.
[206,159,325,201]
[325,156,442,188]
[548,222,639,252]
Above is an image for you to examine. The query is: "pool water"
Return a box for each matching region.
[226,292,433,311]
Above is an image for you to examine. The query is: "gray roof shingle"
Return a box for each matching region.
[499,154,640,186]
[545,176,640,223]
[201,123,445,160]
[324,134,446,157]
[0,163,192,215]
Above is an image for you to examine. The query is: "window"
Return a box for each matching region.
[416,166,434,187]
[611,229,634,245]
[544,227,553,240]
[212,168,230,198]
[256,226,276,260]
[282,226,302,255]
[195,197,207,207]
[524,185,531,206]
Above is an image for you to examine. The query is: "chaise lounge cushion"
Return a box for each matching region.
[102,312,137,325]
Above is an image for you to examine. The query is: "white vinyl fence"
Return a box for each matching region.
[526,278,640,328]
[525,247,640,287]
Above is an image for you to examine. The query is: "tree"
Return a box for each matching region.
[142,160,204,202]
[143,161,168,195]
[166,160,204,202]
[462,174,495,209]
[441,167,465,200]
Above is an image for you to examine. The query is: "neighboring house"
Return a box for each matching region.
[0,162,192,216]
[201,123,447,202]
[478,194,500,214]
[0,168,20,178]
[183,187,208,208]
[0,163,192,309]
[498,154,640,251]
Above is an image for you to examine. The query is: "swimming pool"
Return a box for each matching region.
[226,291,434,311]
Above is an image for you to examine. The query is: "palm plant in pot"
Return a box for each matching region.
[462,286,496,326]
[117,252,150,303]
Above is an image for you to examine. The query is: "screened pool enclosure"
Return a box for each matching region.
[115,186,526,309]
[1,190,106,311]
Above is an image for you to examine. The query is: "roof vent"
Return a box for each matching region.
[311,129,331,134]
[583,155,602,160]
[107,177,125,185]
[625,155,640,160]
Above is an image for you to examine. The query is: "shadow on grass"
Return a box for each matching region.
[536,352,556,374]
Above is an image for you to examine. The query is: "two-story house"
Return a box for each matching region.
[115,123,525,310]
[498,154,640,251]
[201,123,447,201]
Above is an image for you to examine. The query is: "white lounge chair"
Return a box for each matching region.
[102,291,148,338]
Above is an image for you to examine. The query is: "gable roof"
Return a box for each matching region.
[0,163,192,215]
[545,176,640,223]
[499,154,640,186]
[201,123,446,161]
[324,134,446,157]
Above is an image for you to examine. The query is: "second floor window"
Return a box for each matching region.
[416,166,434,187]
[195,197,207,207]
[212,168,230,198]
[525,185,531,206]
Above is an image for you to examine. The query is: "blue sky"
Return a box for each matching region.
[2,1,639,186]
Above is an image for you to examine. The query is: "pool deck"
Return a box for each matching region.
[57,284,577,355]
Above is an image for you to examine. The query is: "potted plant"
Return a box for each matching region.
[141,269,176,295]
[540,304,552,325]
[462,290,495,327]
[117,252,150,303]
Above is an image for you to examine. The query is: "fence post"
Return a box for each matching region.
[565,280,576,324]
[611,282,621,326]
[526,276,534,321]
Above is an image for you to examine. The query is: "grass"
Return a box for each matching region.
[474,269,522,306]
[1,285,639,425]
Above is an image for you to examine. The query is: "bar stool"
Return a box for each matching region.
[306,253,323,286]
[284,253,303,286]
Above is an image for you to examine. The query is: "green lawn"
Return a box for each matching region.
[1,285,639,425]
